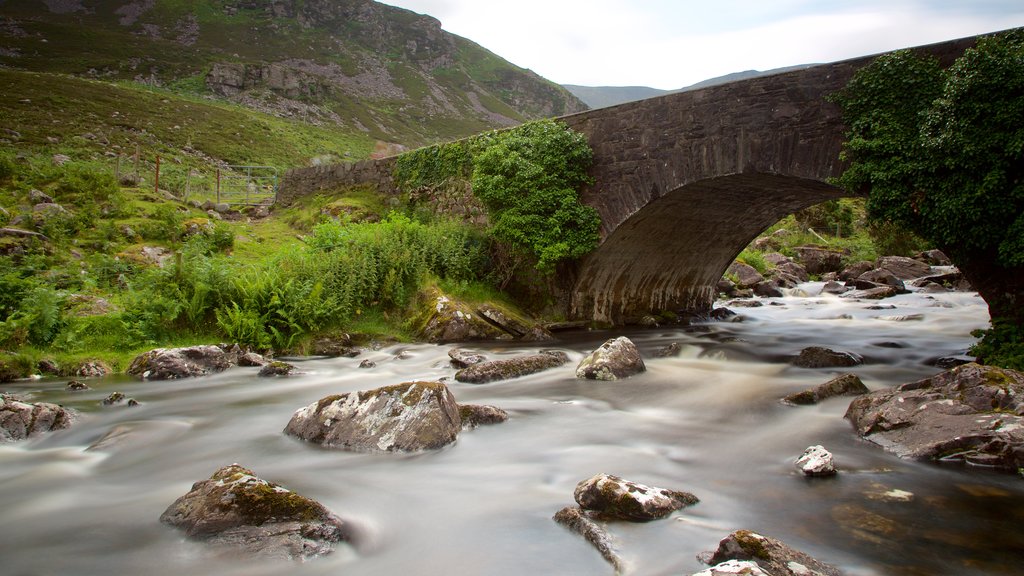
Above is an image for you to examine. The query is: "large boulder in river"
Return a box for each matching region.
[783,373,869,405]
[573,473,698,521]
[159,464,351,561]
[576,337,646,380]
[845,363,1024,470]
[1,394,75,442]
[698,530,842,576]
[284,381,461,452]
[455,350,569,384]
[876,255,931,280]
[127,345,234,380]
[790,347,862,368]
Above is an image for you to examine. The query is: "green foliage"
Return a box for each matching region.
[0,153,14,181]
[394,139,474,191]
[867,221,931,257]
[470,120,600,275]
[833,35,1024,267]
[971,321,1024,371]
[0,285,64,348]
[794,199,859,237]
[735,249,769,275]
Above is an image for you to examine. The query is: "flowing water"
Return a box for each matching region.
[2,283,1022,576]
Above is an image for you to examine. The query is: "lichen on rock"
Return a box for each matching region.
[575,337,646,380]
[159,464,351,561]
[0,393,75,442]
[454,350,569,384]
[573,473,698,521]
[283,380,462,452]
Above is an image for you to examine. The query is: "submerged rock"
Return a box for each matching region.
[101,392,139,407]
[553,506,624,573]
[0,394,75,442]
[845,363,1024,471]
[284,381,461,452]
[783,373,869,405]
[458,404,509,428]
[701,530,842,576]
[455,350,569,384]
[654,342,683,358]
[790,347,862,369]
[573,473,698,521]
[159,464,350,561]
[65,380,90,391]
[576,337,646,381]
[127,345,234,380]
[258,360,296,377]
[448,348,487,368]
[796,445,837,476]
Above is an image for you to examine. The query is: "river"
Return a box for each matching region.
[1,282,1021,575]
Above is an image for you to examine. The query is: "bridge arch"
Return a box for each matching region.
[568,173,847,322]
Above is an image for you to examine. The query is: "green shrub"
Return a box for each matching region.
[470,119,600,275]
[971,321,1024,371]
[736,249,770,274]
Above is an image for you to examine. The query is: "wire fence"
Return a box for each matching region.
[110,153,278,207]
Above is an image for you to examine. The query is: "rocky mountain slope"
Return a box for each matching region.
[0,0,586,150]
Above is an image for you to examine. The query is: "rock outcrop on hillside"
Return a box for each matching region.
[3,0,587,144]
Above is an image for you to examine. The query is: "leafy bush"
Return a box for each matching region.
[470,119,600,275]
[736,249,769,275]
[0,285,64,348]
[794,199,859,237]
[971,321,1024,371]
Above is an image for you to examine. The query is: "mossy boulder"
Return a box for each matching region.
[459,404,509,428]
[159,464,351,561]
[258,360,296,377]
[783,373,869,405]
[701,530,841,576]
[418,291,508,343]
[454,350,569,384]
[845,363,1024,470]
[573,473,698,522]
[790,346,862,369]
[127,345,234,380]
[575,337,646,380]
[284,381,462,452]
[1,393,75,442]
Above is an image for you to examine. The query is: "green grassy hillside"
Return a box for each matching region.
[0,0,586,147]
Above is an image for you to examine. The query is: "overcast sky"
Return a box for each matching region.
[379,0,1024,89]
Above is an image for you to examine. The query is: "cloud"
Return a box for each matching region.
[380,0,1024,89]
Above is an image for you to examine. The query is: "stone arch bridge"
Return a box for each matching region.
[281,35,979,324]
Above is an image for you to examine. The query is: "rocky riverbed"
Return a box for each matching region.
[0,277,1021,575]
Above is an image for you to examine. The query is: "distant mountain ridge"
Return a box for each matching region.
[0,0,587,149]
[564,64,816,109]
